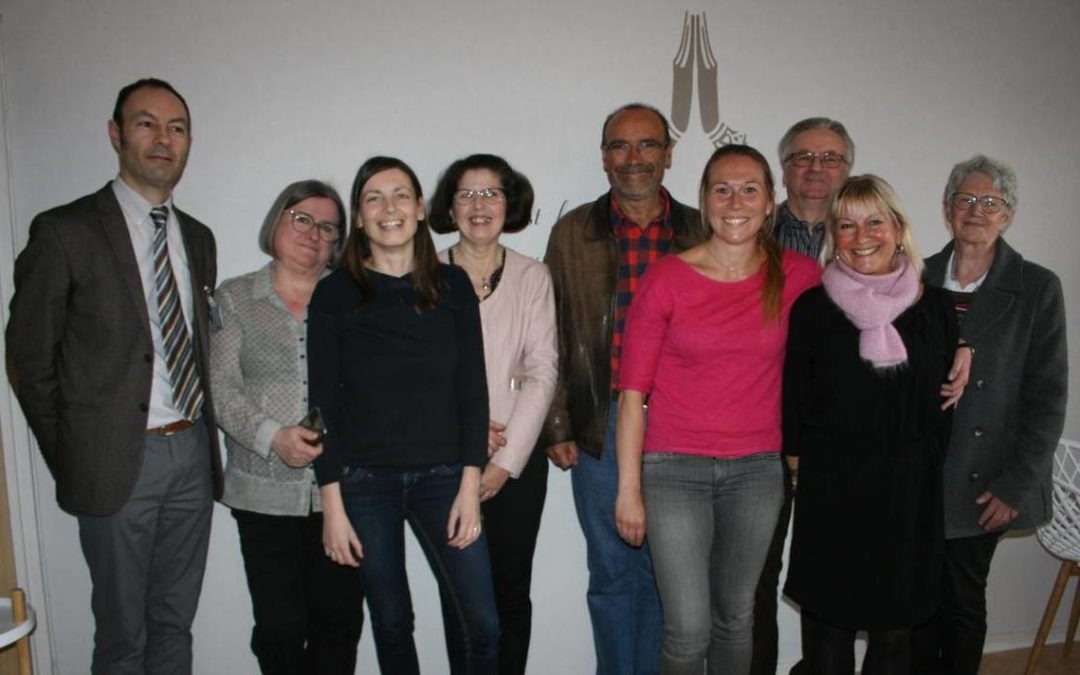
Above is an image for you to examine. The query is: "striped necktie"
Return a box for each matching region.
[150,206,204,421]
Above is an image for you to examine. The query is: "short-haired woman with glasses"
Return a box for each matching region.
[210,180,365,673]
[916,156,1067,675]
[310,156,499,674]
[428,154,557,675]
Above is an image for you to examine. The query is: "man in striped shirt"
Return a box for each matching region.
[752,117,855,675]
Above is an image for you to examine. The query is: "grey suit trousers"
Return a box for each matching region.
[78,421,213,675]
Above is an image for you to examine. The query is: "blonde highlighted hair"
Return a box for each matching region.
[821,174,924,276]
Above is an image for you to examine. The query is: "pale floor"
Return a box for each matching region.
[979,643,1078,675]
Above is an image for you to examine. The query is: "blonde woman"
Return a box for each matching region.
[783,175,967,674]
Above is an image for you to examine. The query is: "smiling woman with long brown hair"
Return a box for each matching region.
[614,144,821,674]
[308,156,499,674]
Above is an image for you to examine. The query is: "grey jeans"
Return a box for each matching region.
[643,451,784,675]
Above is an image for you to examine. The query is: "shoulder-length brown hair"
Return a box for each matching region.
[344,156,441,310]
[698,144,785,322]
[428,153,535,235]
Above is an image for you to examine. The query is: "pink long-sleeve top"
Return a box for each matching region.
[438,247,558,477]
[619,250,821,458]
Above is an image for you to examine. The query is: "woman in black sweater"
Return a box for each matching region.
[782,175,967,674]
[310,156,498,674]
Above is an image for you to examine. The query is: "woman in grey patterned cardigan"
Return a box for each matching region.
[210,180,364,674]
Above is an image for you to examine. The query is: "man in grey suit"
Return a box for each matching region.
[6,78,221,675]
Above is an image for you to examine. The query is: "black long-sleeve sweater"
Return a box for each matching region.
[308,264,489,486]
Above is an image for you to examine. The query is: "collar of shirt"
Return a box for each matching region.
[773,201,827,260]
[943,249,988,292]
[112,174,174,227]
[775,201,824,234]
[608,187,673,235]
[253,262,277,300]
[258,261,331,314]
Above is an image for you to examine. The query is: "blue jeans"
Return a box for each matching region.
[571,408,662,675]
[642,451,784,675]
[340,463,499,675]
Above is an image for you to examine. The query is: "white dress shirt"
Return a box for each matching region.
[112,176,196,427]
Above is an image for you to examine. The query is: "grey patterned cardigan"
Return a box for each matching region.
[210,263,323,515]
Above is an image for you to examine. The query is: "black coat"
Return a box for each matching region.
[782,285,956,630]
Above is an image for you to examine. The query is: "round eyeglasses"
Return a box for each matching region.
[287,209,341,242]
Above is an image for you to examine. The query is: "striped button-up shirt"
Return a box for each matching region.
[772,201,826,260]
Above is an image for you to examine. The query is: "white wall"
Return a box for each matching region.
[0,0,1077,672]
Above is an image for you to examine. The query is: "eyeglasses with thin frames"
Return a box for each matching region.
[949,192,1009,214]
[602,139,668,157]
[287,209,341,242]
[785,151,848,169]
[454,188,506,205]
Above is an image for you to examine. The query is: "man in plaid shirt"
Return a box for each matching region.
[541,103,704,674]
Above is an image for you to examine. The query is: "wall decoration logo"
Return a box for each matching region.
[670,12,745,147]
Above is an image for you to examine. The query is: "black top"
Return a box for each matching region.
[782,285,957,630]
[308,264,489,486]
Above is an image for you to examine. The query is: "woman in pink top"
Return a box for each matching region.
[429,153,558,675]
[615,144,820,674]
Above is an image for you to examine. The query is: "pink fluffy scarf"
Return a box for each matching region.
[821,256,919,369]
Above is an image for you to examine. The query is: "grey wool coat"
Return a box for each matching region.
[925,238,1068,539]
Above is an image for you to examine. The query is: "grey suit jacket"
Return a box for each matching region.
[925,238,1068,538]
[6,183,223,516]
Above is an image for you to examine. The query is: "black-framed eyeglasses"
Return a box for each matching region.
[949,192,1009,214]
[454,188,506,205]
[785,151,847,169]
[287,209,340,242]
[602,139,668,156]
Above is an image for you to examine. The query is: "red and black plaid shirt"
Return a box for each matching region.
[610,188,674,392]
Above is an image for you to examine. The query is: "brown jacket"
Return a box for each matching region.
[540,192,704,457]
[7,185,223,516]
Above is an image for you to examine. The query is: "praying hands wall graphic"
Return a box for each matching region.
[670,12,746,148]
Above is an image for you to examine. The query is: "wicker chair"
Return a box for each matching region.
[1024,438,1080,675]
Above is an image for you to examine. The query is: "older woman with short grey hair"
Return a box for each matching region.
[918,155,1068,675]
[211,180,364,674]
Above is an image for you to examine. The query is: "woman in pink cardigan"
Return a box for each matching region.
[615,144,821,674]
[429,153,558,675]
